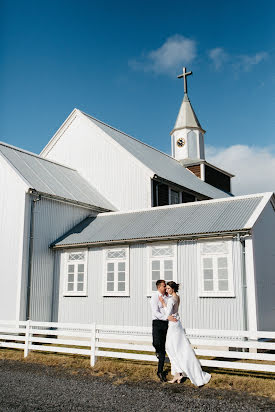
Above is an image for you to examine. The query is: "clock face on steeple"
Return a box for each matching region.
[176,137,185,147]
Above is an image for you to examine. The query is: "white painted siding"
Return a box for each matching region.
[252,202,275,331]
[42,113,152,211]
[27,197,95,322]
[55,239,244,330]
[0,155,28,320]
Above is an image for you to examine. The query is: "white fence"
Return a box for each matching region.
[0,320,275,373]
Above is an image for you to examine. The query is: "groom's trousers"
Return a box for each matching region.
[152,320,168,374]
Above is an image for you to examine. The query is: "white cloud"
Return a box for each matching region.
[129,35,196,75]
[206,145,275,195]
[208,47,228,70]
[235,52,268,72]
[208,48,268,72]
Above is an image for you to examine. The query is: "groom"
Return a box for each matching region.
[150,279,177,382]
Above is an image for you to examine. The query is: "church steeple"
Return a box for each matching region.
[171,67,205,163]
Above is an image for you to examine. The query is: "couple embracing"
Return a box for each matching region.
[151,280,211,386]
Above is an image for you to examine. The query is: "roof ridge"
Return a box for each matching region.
[96,192,269,217]
[0,141,77,171]
[81,110,179,163]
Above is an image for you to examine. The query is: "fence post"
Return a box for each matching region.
[90,323,96,367]
[24,320,31,358]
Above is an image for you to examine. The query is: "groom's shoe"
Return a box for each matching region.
[162,371,168,382]
[157,372,164,382]
[157,371,167,382]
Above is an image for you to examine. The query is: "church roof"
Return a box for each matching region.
[0,142,115,211]
[171,94,203,133]
[52,193,273,247]
[81,111,229,199]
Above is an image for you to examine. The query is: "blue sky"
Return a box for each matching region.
[1,0,275,194]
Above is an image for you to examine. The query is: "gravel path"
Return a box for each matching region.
[0,360,274,412]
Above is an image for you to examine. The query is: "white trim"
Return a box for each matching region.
[200,163,205,181]
[63,249,88,297]
[103,246,130,297]
[147,242,177,296]
[244,192,273,229]
[198,239,235,298]
[196,130,200,159]
[171,134,175,158]
[244,237,258,335]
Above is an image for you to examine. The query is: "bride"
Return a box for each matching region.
[159,281,211,387]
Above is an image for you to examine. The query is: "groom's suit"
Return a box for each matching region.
[150,291,169,375]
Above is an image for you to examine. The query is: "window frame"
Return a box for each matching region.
[63,249,88,297]
[103,246,130,297]
[147,242,177,296]
[198,240,235,297]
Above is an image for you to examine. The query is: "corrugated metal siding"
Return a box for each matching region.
[56,244,152,326]
[55,239,245,330]
[54,196,263,246]
[252,202,275,331]
[83,112,229,199]
[28,197,94,321]
[178,239,244,330]
[42,115,152,211]
[0,155,28,320]
[0,142,114,210]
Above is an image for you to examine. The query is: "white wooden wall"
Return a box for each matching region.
[41,113,153,211]
[0,155,28,321]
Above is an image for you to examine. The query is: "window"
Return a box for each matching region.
[103,247,129,296]
[198,241,234,297]
[64,250,88,296]
[148,243,177,295]
[170,189,180,205]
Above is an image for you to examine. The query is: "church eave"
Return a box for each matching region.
[152,174,210,199]
[181,160,235,178]
[170,125,206,135]
[28,189,114,212]
[51,229,251,249]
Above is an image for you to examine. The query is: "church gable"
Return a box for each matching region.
[40,109,154,211]
[40,108,230,213]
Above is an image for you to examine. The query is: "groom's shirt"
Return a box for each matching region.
[151,291,169,321]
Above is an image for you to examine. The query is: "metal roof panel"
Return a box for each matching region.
[0,142,114,210]
[53,195,265,246]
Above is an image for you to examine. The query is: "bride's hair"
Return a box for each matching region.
[167,281,180,293]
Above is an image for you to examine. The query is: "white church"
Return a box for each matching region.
[1,68,274,333]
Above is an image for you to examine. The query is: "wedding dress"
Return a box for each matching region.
[165,296,211,387]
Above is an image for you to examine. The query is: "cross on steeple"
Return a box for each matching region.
[177,67,192,95]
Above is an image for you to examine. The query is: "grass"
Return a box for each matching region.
[1,348,275,400]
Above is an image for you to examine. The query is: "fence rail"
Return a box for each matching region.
[0,320,275,373]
